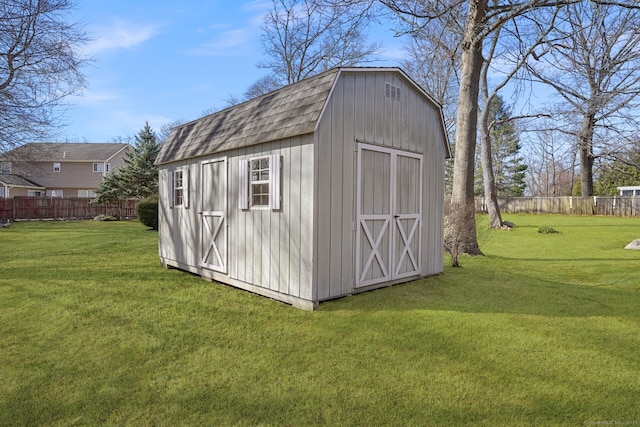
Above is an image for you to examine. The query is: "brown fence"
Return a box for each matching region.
[474,196,640,217]
[0,197,138,222]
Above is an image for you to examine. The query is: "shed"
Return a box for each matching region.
[156,67,451,310]
[617,186,640,197]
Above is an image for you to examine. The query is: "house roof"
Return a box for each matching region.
[0,174,44,189]
[156,67,450,165]
[1,143,129,162]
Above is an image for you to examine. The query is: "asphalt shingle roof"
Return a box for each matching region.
[156,68,340,165]
[1,143,129,162]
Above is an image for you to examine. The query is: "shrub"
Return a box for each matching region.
[537,225,558,234]
[137,194,159,230]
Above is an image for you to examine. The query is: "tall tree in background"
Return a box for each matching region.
[525,2,640,196]
[523,120,576,196]
[475,96,526,197]
[488,96,527,197]
[0,0,88,152]
[369,0,586,254]
[252,0,379,94]
[95,122,161,204]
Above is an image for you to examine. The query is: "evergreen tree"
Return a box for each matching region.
[119,122,161,199]
[488,96,527,197]
[95,122,161,204]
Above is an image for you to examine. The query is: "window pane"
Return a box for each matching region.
[260,158,269,169]
[260,171,269,180]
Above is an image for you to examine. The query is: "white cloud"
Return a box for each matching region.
[242,0,272,12]
[70,90,120,106]
[187,29,252,55]
[85,18,162,55]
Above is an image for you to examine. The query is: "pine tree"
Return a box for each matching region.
[488,96,527,197]
[95,121,161,204]
[119,122,161,199]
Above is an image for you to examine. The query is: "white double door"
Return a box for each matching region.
[356,144,423,288]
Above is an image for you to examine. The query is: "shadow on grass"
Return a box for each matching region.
[320,268,640,319]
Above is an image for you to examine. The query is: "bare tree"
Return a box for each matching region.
[258,0,380,86]
[525,2,640,196]
[340,0,640,255]
[523,121,576,196]
[477,12,556,228]
[0,0,88,153]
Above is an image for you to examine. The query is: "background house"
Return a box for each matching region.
[0,143,129,198]
[156,67,450,310]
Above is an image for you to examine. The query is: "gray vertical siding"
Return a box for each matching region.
[314,71,446,300]
[158,135,315,304]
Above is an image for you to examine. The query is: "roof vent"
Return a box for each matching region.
[385,82,401,101]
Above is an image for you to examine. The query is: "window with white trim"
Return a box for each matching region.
[174,170,184,206]
[28,190,43,197]
[170,168,189,208]
[239,155,281,210]
[53,162,61,172]
[250,157,270,207]
[106,163,112,173]
[78,190,97,198]
[93,163,103,173]
[46,189,63,197]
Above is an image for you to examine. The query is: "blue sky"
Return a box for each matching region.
[63,0,405,143]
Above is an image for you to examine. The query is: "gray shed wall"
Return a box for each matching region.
[313,71,446,300]
[159,134,315,306]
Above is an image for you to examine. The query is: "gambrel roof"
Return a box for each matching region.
[1,142,129,162]
[156,67,450,165]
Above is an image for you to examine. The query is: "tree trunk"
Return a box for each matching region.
[479,106,503,228]
[449,0,487,255]
[579,112,595,196]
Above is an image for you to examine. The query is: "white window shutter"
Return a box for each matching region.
[184,168,190,209]
[269,154,281,210]
[239,159,249,210]
[168,169,174,209]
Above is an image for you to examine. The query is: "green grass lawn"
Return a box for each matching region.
[0,215,638,426]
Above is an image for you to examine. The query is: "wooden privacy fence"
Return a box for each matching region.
[0,197,138,222]
[473,196,640,217]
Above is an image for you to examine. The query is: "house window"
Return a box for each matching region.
[250,157,270,207]
[239,155,281,210]
[93,163,103,173]
[53,162,61,172]
[46,189,63,197]
[173,170,184,206]
[78,190,97,198]
[106,163,112,173]
[0,161,10,174]
[28,190,43,197]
